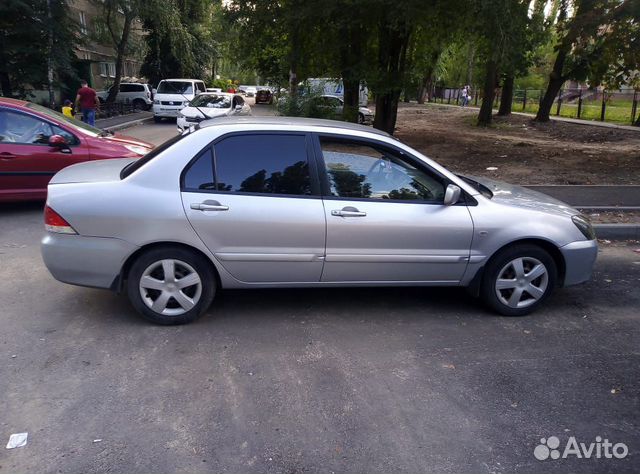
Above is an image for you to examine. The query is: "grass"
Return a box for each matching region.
[508,98,637,125]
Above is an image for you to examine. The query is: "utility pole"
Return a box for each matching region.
[46,0,55,108]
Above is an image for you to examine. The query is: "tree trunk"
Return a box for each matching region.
[106,12,133,104]
[466,43,476,86]
[339,21,363,123]
[478,59,497,126]
[342,78,360,122]
[0,32,12,97]
[288,26,300,96]
[535,3,570,122]
[372,20,411,134]
[498,74,514,116]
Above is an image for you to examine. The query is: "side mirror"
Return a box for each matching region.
[48,134,69,150]
[443,184,461,205]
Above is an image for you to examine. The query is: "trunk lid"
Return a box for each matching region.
[49,158,136,184]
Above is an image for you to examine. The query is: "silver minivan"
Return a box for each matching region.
[152,79,207,122]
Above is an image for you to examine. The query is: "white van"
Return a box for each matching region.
[152,79,206,122]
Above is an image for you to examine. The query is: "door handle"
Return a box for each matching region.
[190,200,229,212]
[0,152,16,159]
[331,206,366,217]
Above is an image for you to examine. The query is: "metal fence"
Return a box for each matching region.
[96,102,144,119]
[429,86,640,125]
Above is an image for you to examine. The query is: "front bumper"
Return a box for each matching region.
[559,239,598,286]
[42,233,138,290]
[153,104,182,118]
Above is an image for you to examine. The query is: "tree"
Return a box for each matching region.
[140,0,218,87]
[535,0,637,122]
[0,0,77,101]
[92,0,144,103]
[474,0,531,125]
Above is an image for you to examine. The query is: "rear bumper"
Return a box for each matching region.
[559,239,598,286]
[41,233,138,289]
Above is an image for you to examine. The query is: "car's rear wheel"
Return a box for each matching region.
[358,113,365,124]
[480,244,557,316]
[127,247,216,325]
[132,99,146,110]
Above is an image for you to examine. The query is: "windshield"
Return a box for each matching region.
[26,102,103,136]
[191,94,231,108]
[157,81,193,95]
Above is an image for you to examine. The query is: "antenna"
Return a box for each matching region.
[164,80,208,122]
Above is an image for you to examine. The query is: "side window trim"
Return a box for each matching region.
[312,132,452,204]
[180,131,322,198]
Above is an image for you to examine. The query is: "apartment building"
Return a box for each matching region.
[67,0,145,91]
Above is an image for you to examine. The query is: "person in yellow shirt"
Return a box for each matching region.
[62,100,74,119]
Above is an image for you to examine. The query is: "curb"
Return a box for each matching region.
[594,224,640,241]
[101,116,154,132]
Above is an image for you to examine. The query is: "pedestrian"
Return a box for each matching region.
[61,100,74,119]
[460,85,471,107]
[75,80,100,126]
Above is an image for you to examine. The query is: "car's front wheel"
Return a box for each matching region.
[126,246,216,324]
[480,244,557,316]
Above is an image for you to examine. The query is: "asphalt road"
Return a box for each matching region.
[1,115,639,473]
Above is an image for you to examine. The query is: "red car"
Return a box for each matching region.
[255,89,273,104]
[0,98,154,202]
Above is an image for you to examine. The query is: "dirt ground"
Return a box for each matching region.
[394,103,640,185]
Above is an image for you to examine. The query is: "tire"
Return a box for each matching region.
[126,246,216,325]
[480,244,557,316]
[132,99,145,110]
[358,113,365,124]
[153,115,162,123]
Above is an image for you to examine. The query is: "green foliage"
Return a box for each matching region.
[140,0,218,86]
[0,0,78,98]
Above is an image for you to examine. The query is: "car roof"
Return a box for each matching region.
[0,97,28,107]
[199,116,388,137]
[159,78,204,82]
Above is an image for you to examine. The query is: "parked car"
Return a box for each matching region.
[0,98,153,202]
[152,79,206,122]
[176,93,251,133]
[41,116,597,325]
[206,88,223,93]
[245,86,257,97]
[312,94,374,124]
[97,83,153,110]
[255,88,273,104]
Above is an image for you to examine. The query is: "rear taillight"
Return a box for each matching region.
[44,205,77,234]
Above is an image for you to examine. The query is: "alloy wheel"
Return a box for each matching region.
[495,257,549,309]
[139,259,202,316]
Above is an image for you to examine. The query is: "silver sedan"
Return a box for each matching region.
[41,117,597,324]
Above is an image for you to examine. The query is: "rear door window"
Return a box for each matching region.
[214,134,311,195]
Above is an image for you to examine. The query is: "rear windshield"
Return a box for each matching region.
[157,81,193,95]
[120,133,185,179]
[191,94,231,108]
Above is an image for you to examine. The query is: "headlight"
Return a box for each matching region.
[153,99,159,104]
[177,111,184,118]
[124,144,151,156]
[183,101,190,106]
[572,214,596,240]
